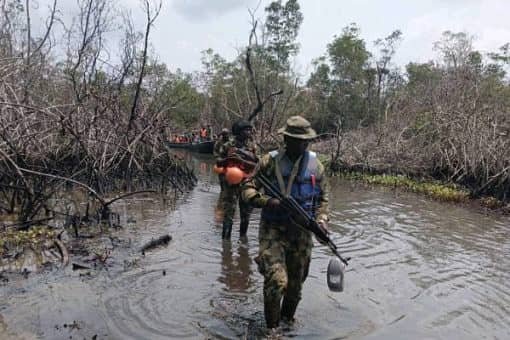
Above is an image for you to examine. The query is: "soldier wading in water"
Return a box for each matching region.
[213,128,231,222]
[242,115,330,329]
[216,120,258,240]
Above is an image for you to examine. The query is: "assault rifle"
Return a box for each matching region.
[218,147,258,172]
[255,172,350,266]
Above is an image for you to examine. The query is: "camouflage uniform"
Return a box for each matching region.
[217,137,258,239]
[241,116,329,328]
[213,136,229,158]
[213,135,230,222]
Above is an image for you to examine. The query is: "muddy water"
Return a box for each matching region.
[1,152,509,339]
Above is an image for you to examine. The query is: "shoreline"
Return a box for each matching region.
[321,156,509,216]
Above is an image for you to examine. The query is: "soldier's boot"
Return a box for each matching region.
[222,220,232,239]
[239,220,249,237]
[264,300,281,329]
[280,297,299,323]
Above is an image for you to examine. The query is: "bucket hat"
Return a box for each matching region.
[278,116,317,140]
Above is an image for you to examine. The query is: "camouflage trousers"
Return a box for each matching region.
[221,182,253,239]
[215,175,227,221]
[256,220,313,328]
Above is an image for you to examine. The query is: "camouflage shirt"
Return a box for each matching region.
[213,137,230,158]
[216,138,259,165]
[241,149,329,223]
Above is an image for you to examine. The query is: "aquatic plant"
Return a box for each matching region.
[0,227,56,257]
[335,171,470,202]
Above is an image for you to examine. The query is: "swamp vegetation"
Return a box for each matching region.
[0,1,509,338]
[0,0,508,282]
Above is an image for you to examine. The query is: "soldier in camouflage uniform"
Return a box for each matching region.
[242,116,329,329]
[216,120,258,239]
[213,128,230,157]
[213,128,231,222]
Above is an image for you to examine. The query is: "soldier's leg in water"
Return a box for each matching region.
[258,222,288,328]
[281,235,312,323]
[222,184,237,239]
[238,192,253,237]
[215,175,226,222]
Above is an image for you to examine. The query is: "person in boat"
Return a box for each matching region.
[192,132,199,143]
[207,124,213,141]
[241,115,330,329]
[200,126,208,141]
[216,120,258,240]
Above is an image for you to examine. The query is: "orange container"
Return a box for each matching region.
[225,166,244,185]
[213,165,224,174]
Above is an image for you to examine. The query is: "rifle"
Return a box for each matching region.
[255,172,350,266]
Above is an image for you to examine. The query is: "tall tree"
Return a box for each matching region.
[373,30,402,118]
[264,0,303,71]
[326,23,371,128]
[433,31,474,69]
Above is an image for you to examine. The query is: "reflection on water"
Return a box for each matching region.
[219,239,254,294]
[1,151,509,339]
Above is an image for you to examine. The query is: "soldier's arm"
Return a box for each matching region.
[315,159,330,223]
[241,154,272,208]
[253,142,261,158]
[213,141,222,158]
[216,141,230,165]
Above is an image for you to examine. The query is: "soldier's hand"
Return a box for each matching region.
[318,220,329,235]
[315,220,330,246]
[266,198,281,210]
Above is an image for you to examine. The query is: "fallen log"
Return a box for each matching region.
[141,234,172,254]
[72,262,91,271]
[54,239,69,267]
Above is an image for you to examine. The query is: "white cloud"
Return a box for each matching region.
[172,0,258,20]
[401,0,510,63]
[27,0,510,74]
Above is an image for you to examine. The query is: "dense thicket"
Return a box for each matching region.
[1,0,508,228]
[308,30,510,201]
[0,0,197,226]
[199,5,510,202]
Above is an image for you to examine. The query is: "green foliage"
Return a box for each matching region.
[120,58,205,129]
[406,62,441,87]
[307,24,373,130]
[264,0,303,70]
[163,73,204,128]
[327,24,371,82]
[198,1,305,136]
[0,227,56,257]
[306,60,332,131]
[307,25,404,132]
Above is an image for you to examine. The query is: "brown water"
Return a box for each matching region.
[1,152,509,339]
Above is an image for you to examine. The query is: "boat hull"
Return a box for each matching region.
[166,141,214,154]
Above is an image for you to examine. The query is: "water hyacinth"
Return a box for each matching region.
[0,227,56,257]
[335,172,470,202]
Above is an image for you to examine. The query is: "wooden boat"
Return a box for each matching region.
[166,140,214,154]
[190,140,214,154]
[166,142,192,149]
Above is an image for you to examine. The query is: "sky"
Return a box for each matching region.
[34,0,510,77]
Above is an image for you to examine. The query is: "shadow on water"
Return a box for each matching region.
[1,150,509,339]
[218,239,254,294]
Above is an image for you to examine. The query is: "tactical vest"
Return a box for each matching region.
[261,150,322,223]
